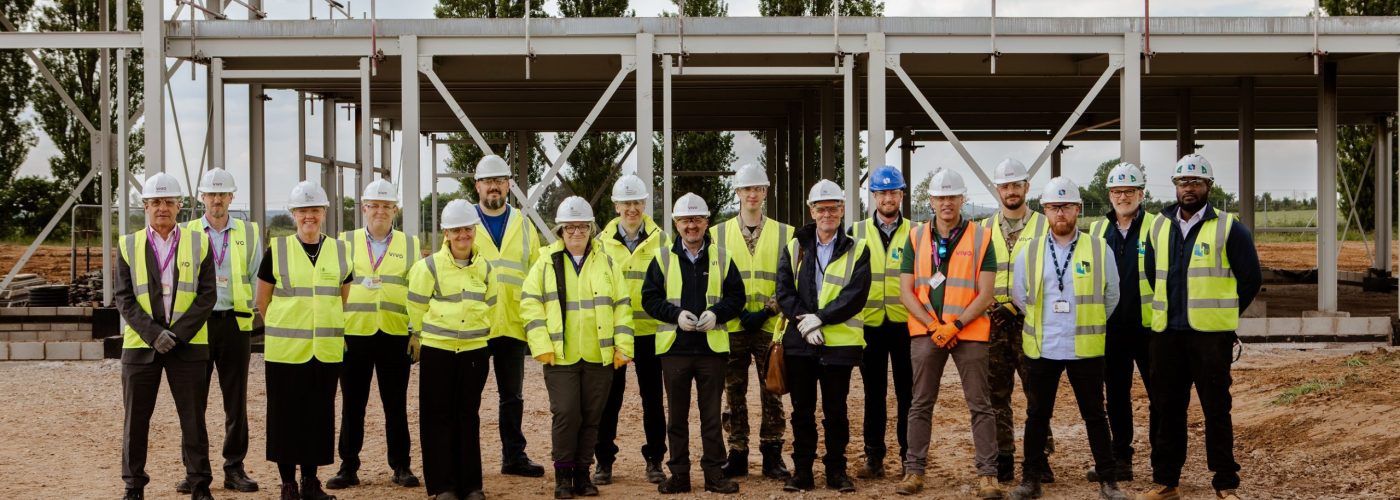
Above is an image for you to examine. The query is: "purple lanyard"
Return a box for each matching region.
[931,224,962,270]
[366,230,393,273]
[149,227,180,278]
[207,227,230,268]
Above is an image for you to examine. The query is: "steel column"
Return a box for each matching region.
[899,128,912,217]
[401,35,420,240]
[360,57,373,197]
[297,92,307,181]
[788,103,803,226]
[636,34,655,218]
[1176,88,1194,159]
[1120,33,1142,166]
[1239,77,1256,233]
[1374,116,1391,274]
[1317,61,1338,313]
[99,0,111,305]
[211,58,224,172]
[821,84,835,181]
[867,33,887,174]
[250,83,265,229]
[142,0,163,174]
[844,54,856,223]
[766,129,779,220]
[1050,145,1063,178]
[321,97,338,235]
[662,54,673,237]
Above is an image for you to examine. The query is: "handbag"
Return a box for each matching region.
[764,331,787,395]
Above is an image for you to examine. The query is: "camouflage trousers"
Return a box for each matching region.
[722,331,787,452]
[988,310,1054,456]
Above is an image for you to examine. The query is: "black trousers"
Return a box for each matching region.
[661,355,727,479]
[596,334,667,465]
[205,314,251,473]
[420,346,491,497]
[489,336,530,464]
[122,352,212,490]
[338,331,413,472]
[786,355,854,472]
[1105,326,1153,464]
[1021,356,1117,482]
[1149,330,1240,490]
[860,320,912,461]
[543,363,614,467]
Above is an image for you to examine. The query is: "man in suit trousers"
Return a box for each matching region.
[114,173,218,500]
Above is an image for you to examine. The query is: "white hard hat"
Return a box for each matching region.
[1173,153,1214,181]
[927,169,967,196]
[142,172,184,199]
[1106,162,1147,188]
[474,154,512,180]
[362,178,399,202]
[611,174,649,202]
[732,163,770,189]
[555,196,595,223]
[440,199,480,229]
[993,158,1029,185]
[1041,177,1083,204]
[672,192,710,218]
[287,181,330,209]
[807,179,844,205]
[198,168,236,194]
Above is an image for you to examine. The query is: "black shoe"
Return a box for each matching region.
[301,478,336,500]
[783,469,815,492]
[1008,480,1043,500]
[175,479,193,494]
[1099,481,1129,500]
[463,491,486,500]
[278,483,300,500]
[721,449,748,478]
[592,463,613,485]
[644,459,666,484]
[759,442,791,480]
[554,468,575,499]
[392,467,421,487]
[826,471,856,493]
[573,466,599,497]
[856,457,885,479]
[704,477,740,494]
[657,475,691,494]
[997,453,1016,483]
[1040,465,1056,484]
[224,469,260,492]
[324,470,358,490]
[432,492,460,500]
[503,458,547,478]
[124,488,145,500]
[190,484,215,500]
[1117,461,1135,482]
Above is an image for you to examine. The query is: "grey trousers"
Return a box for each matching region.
[122,353,212,489]
[543,362,615,467]
[904,336,998,477]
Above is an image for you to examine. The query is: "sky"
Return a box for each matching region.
[15,0,1326,213]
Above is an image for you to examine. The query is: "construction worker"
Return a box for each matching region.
[172,168,260,496]
[407,199,498,500]
[1087,162,1157,483]
[641,192,746,495]
[1007,177,1128,500]
[1136,154,1261,500]
[256,181,353,500]
[980,157,1054,483]
[115,173,217,500]
[850,165,913,479]
[775,179,871,493]
[522,196,636,499]
[710,163,793,480]
[896,169,1001,498]
[328,179,422,490]
[472,154,546,478]
[594,175,669,485]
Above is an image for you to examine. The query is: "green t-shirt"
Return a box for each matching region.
[900,220,998,317]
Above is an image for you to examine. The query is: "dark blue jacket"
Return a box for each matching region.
[1095,207,1156,333]
[1152,203,1263,332]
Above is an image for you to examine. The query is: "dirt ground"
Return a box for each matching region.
[0,244,91,284]
[1255,241,1399,273]
[1,345,1397,499]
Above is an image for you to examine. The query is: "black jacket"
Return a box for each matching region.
[1096,207,1156,333]
[641,234,746,356]
[1154,203,1263,332]
[775,223,872,366]
[113,228,217,364]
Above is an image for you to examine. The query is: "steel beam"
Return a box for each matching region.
[1026,58,1123,180]
[0,30,142,49]
[401,35,420,240]
[889,55,996,197]
[524,59,636,213]
[1317,61,1339,313]
[636,34,655,219]
[1239,77,1256,232]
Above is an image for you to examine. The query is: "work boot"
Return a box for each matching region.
[997,453,1016,483]
[324,469,358,490]
[782,464,815,492]
[392,467,421,487]
[463,491,485,500]
[825,470,856,493]
[300,477,336,500]
[644,458,667,484]
[1100,481,1129,500]
[175,479,193,494]
[1008,480,1043,500]
[573,466,599,497]
[759,442,791,479]
[225,469,260,492]
[721,449,748,478]
[1041,465,1056,484]
[278,483,300,500]
[504,458,547,478]
[703,469,740,494]
[1134,485,1181,500]
[976,475,1005,499]
[895,474,924,496]
[432,492,460,500]
[124,488,145,500]
[592,462,613,485]
[1215,490,1241,500]
[856,453,885,479]
[657,473,691,494]
[554,466,575,499]
[190,484,215,500]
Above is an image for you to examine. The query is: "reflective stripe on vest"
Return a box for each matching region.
[906,221,993,342]
[654,243,733,354]
[522,245,630,364]
[597,216,664,336]
[1148,208,1239,332]
[714,217,791,334]
[1020,233,1109,359]
[854,217,911,326]
[477,207,537,341]
[1089,213,1156,328]
[185,218,260,331]
[984,211,1048,304]
[410,247,495,352]
[786,238,865,348]
[341,229,419,336]
[264,235,350,364]
[120,226,209,349]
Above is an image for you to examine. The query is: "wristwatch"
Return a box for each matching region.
[953,319,964,330]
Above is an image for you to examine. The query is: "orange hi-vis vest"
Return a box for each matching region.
[906,220,992,342]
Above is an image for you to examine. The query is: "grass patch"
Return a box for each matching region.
[1343,356,1369,368]
[1271,377,1347,406]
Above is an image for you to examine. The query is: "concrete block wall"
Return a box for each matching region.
[0,307,104,361]
[1237,316,1393,343]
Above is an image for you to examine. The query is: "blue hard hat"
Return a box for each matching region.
[869,165,906,192]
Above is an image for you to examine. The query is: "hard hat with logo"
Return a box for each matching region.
[474,154,513,180]
[362,178,399,203]
[1041,177,1083,204]
[672,192,710,218]
[198,168,236,194]
[142,172,185,199]
[440,199,481,229]
[869,165,907,192]
[611,174,649,202]
[992,158,1029,185]
[807,179,845,205]
[732,163,770,189]
[555,196,595,223]
[927,168,968,196]
[1105,162,1147,188]
[1173,153,1214,181]
[287,181,331,209]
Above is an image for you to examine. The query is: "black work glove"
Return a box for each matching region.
[739,309,773,333]
[153,330,179,354]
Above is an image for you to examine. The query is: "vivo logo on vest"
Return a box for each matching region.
[955,249,974,257]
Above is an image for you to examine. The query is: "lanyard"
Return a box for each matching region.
[149,227,180,279]
[366,229,393,273]
[207,227,230,268]
[1047,236,1079,293]
[932,223,963,270]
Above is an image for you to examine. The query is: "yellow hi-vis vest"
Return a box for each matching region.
[597,216,664,337]
[711,216,792,334]
[340,229,421,336]
[852,216,911,326]
[652,243,733,355]
[1089,212,1158,328]
[521,242,635,365]
[119,226,209,349]
[406,243,496,353]
[1147,208,1240,333]
[264,235,351,364]
[783,238,866,348]
[476,207,541,342]
[1020,233,1109,359]
[982,210,1049,304]
[185,218,260,331]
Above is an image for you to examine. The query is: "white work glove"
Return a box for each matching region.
[678,310,700,332]
[803,328,826,346]
[696,310,718,331]
[153,330,178,354]
[796,314,823,336]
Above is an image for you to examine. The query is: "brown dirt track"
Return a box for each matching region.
[1,346,1397,499]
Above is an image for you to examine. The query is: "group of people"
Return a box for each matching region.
[115,151,1259,500]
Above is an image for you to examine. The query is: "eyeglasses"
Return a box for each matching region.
[1108,189,1140,198]
[1173,178,1208,188]
[811,205,843,216]
[561,224,591,235]
[1043,204,1078,214]
[616,200,644,210]
[675,216,707,226]
[445,226,475,237]
[477,178,509,187]
[363,203,397,211]
[144,199,179,208]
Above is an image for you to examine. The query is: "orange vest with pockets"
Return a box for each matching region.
[906,221,992,342]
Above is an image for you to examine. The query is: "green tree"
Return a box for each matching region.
[434,0,547,18]
[0,0,37,191]
[760,0,884,16]
[0,176,65,238]
[1322,0,1399,231]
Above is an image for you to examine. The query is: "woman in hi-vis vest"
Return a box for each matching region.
[256,181,354,500]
